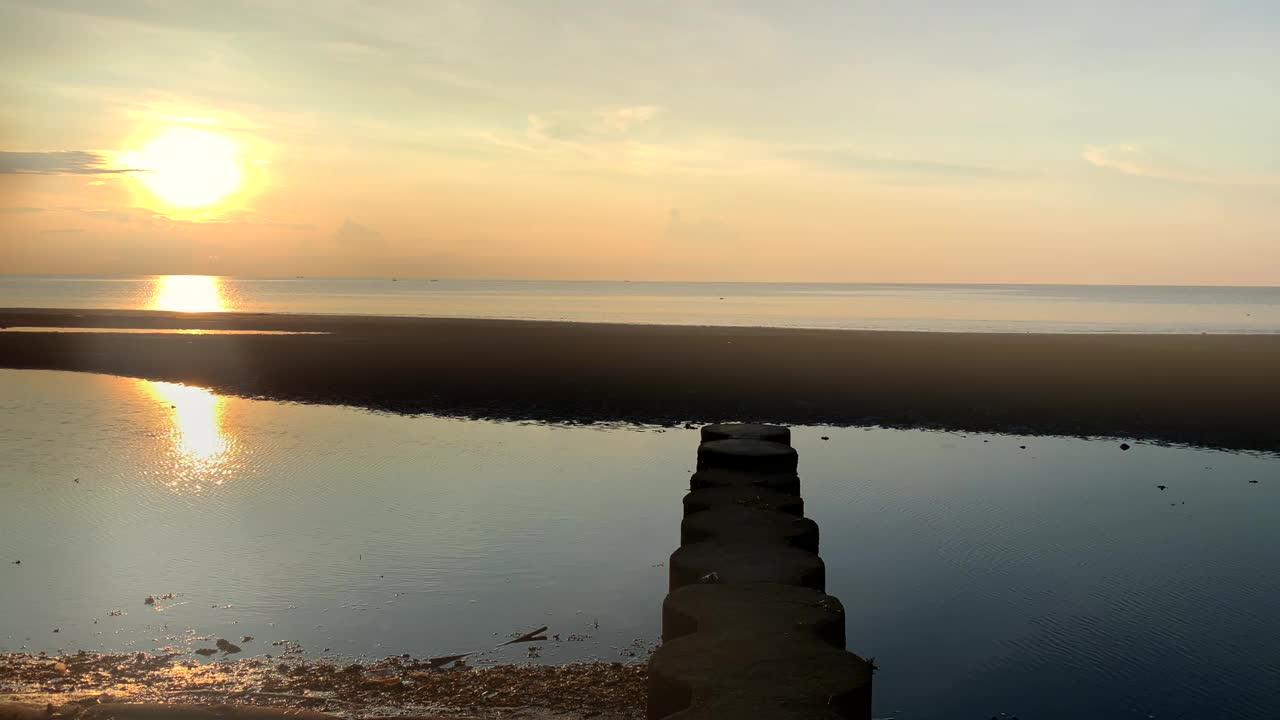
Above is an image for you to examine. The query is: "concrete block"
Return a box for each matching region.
[682,487,804,517]
[647,634,872,719]
[689,468,800,496]
[696,439,798,474]
[700,423,792,446]
[681,507,819,553]
[670,542,825,592]
[661,583,846,649]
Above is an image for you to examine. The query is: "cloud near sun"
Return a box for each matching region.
[0,150,132,175]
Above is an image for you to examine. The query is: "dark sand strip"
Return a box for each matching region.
[2,308,1278,451]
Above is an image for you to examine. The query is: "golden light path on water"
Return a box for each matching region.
[148,275,232,312]
[139,380,239,494]
[137,276,242,492]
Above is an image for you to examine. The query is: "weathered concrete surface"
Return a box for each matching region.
[647,635,872,720]
[680,507,819,553]
[669,542,825,592]
[681,487,804,517]
[661,583,846,649]
[688,469,800,496]
[695,439,798,474]
[699,423,791,446]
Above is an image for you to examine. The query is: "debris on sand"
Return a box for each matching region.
[0,651,647,716]
[425,653,470,670]
[241,636,254,643]
[501,626,549,646]
[144,596,155,605]
[1120,443,1131,450]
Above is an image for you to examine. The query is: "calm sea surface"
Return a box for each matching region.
[2,275,1279,333]
[1,369,1277,719]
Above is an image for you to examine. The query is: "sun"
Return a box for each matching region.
[121,126,243,209]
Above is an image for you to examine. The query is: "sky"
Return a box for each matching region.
[1,0,1278,283]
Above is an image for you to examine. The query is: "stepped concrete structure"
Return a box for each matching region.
[647,423,874,719]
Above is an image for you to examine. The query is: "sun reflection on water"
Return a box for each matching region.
[140,380,238,493]
[148,275,231,313]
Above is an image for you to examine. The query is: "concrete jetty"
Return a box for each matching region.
[647,423,874,719]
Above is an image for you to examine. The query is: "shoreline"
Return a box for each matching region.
[2,305,1279,336]
[0,651,644,719]
[3,308,1279,452]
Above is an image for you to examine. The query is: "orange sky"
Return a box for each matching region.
[2,2,1278,284]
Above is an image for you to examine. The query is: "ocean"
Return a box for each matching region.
[2,275,1279,333]
[1,369,1277,719]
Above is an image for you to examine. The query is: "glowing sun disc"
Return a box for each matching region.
[124,126,243,208]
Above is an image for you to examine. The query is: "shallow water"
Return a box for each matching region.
[4,275,1280,333]
[1,369,1278,719]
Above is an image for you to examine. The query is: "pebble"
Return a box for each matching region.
[1120,443,1131,450]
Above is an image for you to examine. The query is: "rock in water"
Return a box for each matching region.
[215,639,242,654]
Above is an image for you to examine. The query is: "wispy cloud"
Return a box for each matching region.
[335,219,381,245]
[526,105,662,143]
[598,105,660,132]
[784,146,1025,181]
[1083,144,1279,187]
[478,107,1029,181]
[0,150,131,175]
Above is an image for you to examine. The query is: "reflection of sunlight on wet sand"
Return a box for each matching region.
[149,275,230,313]
[140,380,238,493]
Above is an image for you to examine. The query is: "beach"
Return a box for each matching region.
[0,652,645,719]
[3,308,1278,452]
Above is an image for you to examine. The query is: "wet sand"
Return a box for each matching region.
[0,651,644,718]
[2,308,1279,451]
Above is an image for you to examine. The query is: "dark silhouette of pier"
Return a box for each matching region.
[648,423,874,719]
